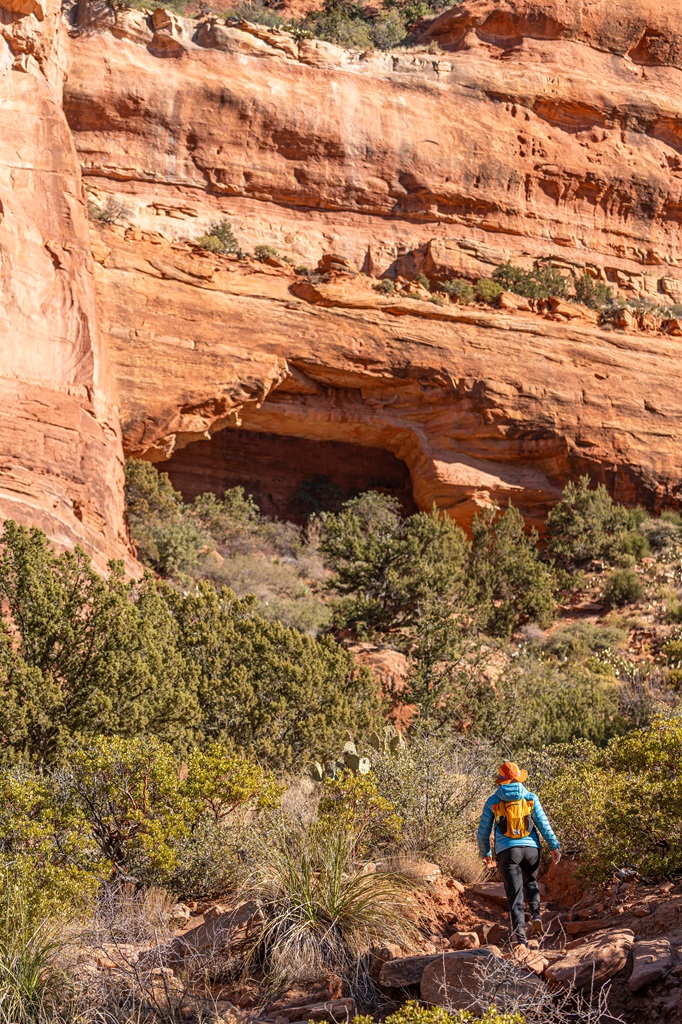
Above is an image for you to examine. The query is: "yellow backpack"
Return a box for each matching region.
[492,797,534,839]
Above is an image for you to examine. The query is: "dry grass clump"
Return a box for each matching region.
[243,823,418,992]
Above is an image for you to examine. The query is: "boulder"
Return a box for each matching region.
[470,882,508,908]
[614,307,638,331]
[449,931,480,950]
[664,317,682,336]
[194,22,285,58]
[165,900,263,965]
[628,938,672,993]
[564,919,611,937]
[368,944,402,984]
[474,922,502,946]
[298,38,348,68]
[379,952,448,987]
[270,999,355,1022]
[420,948,544,1013]
[545,928,634,990]
[546,297,598,323]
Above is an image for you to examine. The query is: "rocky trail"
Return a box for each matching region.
[81,864,682,1023]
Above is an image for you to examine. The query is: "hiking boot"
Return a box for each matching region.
[530,916,543,937]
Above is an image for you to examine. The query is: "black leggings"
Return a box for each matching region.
[497,846,541,943]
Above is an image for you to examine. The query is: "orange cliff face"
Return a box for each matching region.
[0,0,132,569]
[87,227,682,528]
[64,0,682,295]
[3,0,682,552]
[61,0,682,526]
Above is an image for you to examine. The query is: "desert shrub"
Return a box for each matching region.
[196,220,240,255]
[301,0,374,48]
[378,278,395,294]
[0,773,100,921]
[662,639,682,668]
[474,278,503,304]
[169,583,381,768]
[223,0,288,27]
[505,660,628,748]
[0,887,68,1024]
[0,519,198,765]
[406,292,421,299]
[207,552,330,633]
[36,736,284,893]
[469,505,555,637]
[318,492,469,635]
[0,519,375,771]
[353,1001,529,1024]
[539,708,682,880]
[190,486,260,546]
[538,620,628,663]
[545,476,633,569]
[528,740,612,866]
[618,529,650,561]
[415,272,430,290]
[86,194,131,225]
[64,735,185,882]
[299,0,411,49]
[293,474,347,517]
[371,733,493,857]
[574,272,613,309]
[493,260,569,299]
[125,460,208,577]
[429,296,444,306]
[399,606,497,735]
[640,515,682,552]
[246,823,417,989]
[443,278,475,303]
[369,8,406,48]
[127,467,329,632]
[317,771,403,857]
[601,568,644,608]
[254,244,279,261]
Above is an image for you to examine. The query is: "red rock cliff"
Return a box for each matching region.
[0,0,130,567]
[3,0,682,549]
[62,0,682,524]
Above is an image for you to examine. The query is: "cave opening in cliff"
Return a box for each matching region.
[160,428,417,523]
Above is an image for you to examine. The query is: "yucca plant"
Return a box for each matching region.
[245,823,417,990]
[0,899,63,1024]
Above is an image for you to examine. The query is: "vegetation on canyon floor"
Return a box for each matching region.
[3,465,682,1021]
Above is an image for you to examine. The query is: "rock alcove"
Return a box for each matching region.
[161,427,418,523]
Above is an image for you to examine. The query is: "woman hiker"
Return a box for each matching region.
[477,760,561,948]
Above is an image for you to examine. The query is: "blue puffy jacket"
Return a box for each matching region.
[477,781,560,858]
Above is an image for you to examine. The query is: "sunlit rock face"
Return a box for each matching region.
[3,0,682,557]
[0,0,130,569]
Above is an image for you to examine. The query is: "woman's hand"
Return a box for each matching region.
[483,855,495,868]
[551,849,562,865]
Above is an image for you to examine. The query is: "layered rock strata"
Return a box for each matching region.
[93,226,682,526]
[0,0,130,567]
[66,1,682,299]
[3,0,682,556]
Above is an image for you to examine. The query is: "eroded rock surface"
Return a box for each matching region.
[93,227,682,526]
[3,0,682,550]
[65,0,682,299]
[0,0,130,568]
